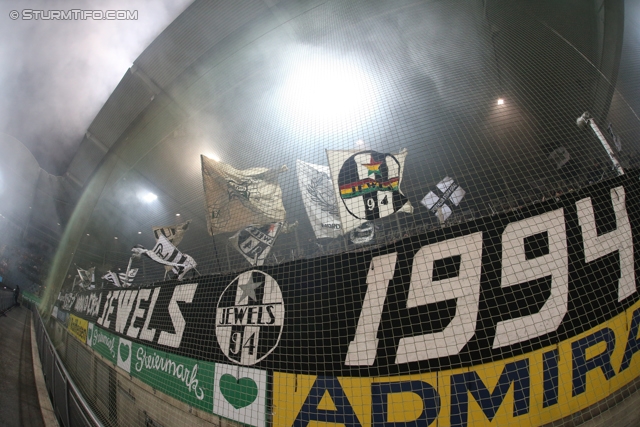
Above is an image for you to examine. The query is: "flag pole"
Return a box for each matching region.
[124,256,133,285]
[211,235,222,273]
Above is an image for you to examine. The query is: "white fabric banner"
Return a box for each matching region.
[229,222,283,266]
[296,159,342,239]
[326,149,413,233]
[201,155,287,235]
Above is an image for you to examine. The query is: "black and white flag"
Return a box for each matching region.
[131,235,197,280]
[102,271,121,287]
[327,149,413,233]
[76,266,95,289]
[102,268,138,287]
[152,220,191,246]
[420,176,466,223]
[296,160,342,239]
[118,268,138,286]
[229,222,283,266]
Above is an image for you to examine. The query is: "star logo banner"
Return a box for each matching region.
[327,149,412,233]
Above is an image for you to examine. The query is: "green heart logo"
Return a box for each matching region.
[119,342,130,361]
[219,374,258,409]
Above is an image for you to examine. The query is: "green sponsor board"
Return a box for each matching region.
[88,325,118,363]
[85,325,214,412]
[22,291,41,304]
[130,342,215,412]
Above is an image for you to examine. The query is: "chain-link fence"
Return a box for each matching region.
[40,0,640,426]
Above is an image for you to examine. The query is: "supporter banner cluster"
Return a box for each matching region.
[51,174,640,426]
[54,174,640,377]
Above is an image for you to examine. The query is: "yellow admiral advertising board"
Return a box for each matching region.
[273,300,640,427]
[68,314,89,343]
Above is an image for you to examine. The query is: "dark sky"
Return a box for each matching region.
[0,0,192,175]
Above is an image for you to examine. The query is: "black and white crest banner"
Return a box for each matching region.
[216,270,285,365]
[229,222,283,266]
[421,176,466,223]
[296,160,342,239]
[327,149,413,233]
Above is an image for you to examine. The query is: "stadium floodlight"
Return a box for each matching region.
[140,192,158,203]
[280,57,378,131]
[576,111,624,176]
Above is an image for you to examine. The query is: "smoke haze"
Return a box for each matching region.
[0,0,192,175]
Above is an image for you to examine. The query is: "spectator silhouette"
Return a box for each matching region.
[13,285,19,306]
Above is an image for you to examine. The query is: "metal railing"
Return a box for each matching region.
[31,303,104,427]
[0,291,15,314]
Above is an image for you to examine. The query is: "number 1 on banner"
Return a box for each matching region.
[345,252,397,366]
[346,233,483,366]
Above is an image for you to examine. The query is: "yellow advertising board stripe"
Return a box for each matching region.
[273,299,640,427]
[68,314,89,344]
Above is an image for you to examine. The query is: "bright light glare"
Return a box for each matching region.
[497,98,504,105]
[205,153,220,162]
[140,192,157,203]
[280,58,377,129]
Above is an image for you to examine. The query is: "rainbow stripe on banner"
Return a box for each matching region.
[339,177,399,199]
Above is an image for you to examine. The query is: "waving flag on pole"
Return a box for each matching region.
[102,271,122,287]
[201,155,287,235]
[131,235,197,280]
[326,149,413,233]
[118,268,138,286]
[152,219,192,277]
[152,220,191,246]
[229,222,283,266]
[296,159,342,239]
[75,266,95,289]
[102,268,138,287]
